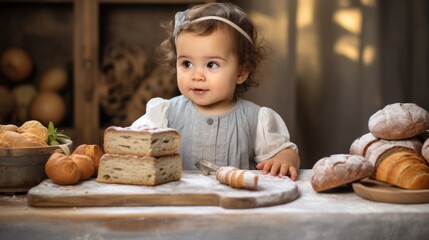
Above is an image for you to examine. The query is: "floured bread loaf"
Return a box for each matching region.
[366,143,418,176]
[104,125,180,157]
[97,153,182,186]
[368,103,429,140]
[311,154,373,192]
[350,132,422,158]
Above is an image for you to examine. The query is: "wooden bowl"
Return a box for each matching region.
[0,140,72,193]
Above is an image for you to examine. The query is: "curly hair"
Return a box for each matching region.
[157,2,267,92]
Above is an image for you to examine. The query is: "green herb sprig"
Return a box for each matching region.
[47,122,71,145]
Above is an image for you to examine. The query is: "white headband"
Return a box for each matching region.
[173,10,253,45]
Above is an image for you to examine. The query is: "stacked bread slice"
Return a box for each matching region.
[96,125,182,186]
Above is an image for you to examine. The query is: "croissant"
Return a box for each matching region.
[375,151,429,190]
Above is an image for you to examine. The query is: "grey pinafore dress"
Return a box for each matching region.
[167,95,260,170]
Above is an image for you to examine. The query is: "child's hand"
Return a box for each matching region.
[255,148,300,181]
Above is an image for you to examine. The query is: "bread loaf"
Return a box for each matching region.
[375,151,429,189]
[366,143,418,175]
[96,153,182,186]
[349,133,379,156]
[103,125,180,157]
[0,130,48,148]
[215,166,258,190]
[311,154,373,192]
[73,144,104,177]
[350,132,422,158]
[422,138,429,164]
[368,103,429,140]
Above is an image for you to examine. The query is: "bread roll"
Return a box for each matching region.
[17,120,49,143]
[311,154,373,192]
[375,151,429,189]
[368,103,429,140]
[20,132,49,147]
[215,166,258,190]
[0,131,23,148]
[45,153,95,185]
[45,153,82,185]
[69,154,95,180]
[103,125,180,157]
[73,144,104,177]
[0,124,18,133]
[97,153,182,186]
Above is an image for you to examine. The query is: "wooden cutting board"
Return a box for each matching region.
[27,171,299,209]
[352,178,429,204]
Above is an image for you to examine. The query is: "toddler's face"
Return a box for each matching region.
[175,27,248,115]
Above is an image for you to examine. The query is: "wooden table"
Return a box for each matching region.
[1,170,428,240]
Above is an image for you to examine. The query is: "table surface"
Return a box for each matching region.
[1,169,428,240]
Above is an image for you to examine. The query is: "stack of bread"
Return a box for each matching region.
[0,120,49,148]
[96,125,182,186]
[311,103,429,192]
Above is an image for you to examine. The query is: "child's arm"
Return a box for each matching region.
[255,148,300,181]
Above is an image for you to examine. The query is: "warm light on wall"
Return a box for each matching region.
[297,0,314,29]
[333,8,362,34]
[334,35,360,61]
[363,45,375,65]
[360,0,376,7]
[250,11,287,56]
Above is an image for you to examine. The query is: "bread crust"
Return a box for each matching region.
[17,120,49,143]
[96,153,182,186]
[350,132,422,159]
[422,138,429,164]
[45,153,82,185]
[374,150,429,189]
[69,154,95,180]
[73,144,104,177]
[104,125,180,157]
[311,154,373,192]
[368,103,429,140]
[45,152,95,185]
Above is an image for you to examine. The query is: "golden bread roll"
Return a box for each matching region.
[73,144,104,177]
[0,124,18,133]
[0,130,21,148]
[17,120,49,143]
[45,153,82,185]
[69,154,95,180]
[20,132,48,147]
[45,153,95,185]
